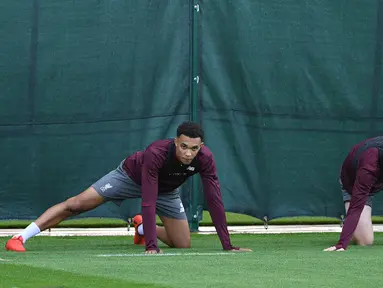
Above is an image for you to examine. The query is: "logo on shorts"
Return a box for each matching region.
[180,202,185,213]
[100,183,113,192]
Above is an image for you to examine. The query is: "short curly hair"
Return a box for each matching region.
[176,121,204,142]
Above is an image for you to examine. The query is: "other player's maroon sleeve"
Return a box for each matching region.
[199,152,236,250]
[336,148,379,249]
[141,149,163,251]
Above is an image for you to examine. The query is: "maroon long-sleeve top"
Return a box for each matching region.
[123,139,235,252]
[337,138,383,249]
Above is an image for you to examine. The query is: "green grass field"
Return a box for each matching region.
[2,211,383,228]
[2,212,383,287]
[1,233,382,288]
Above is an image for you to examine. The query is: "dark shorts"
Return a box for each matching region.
[91,161,187,220]
[339,179,373,207]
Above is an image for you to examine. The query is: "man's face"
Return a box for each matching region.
[174,134,203,165]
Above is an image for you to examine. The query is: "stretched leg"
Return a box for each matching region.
[34,187,105,230]
[5,187,105,252]
[345,202,374,246]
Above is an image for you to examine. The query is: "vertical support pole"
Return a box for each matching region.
[127,217,132,232]
[263,216,268,230]
[369,0,383,135]
[189,0,200,232]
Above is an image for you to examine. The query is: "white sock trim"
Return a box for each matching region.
[137,224,144,235]
[19,222,41,243]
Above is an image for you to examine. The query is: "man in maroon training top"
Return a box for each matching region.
[324,136,383,251]
[5,121,252,254]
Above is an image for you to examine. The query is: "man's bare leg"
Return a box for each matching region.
[35,187,105,231]
[345,202,374,246]
[156,215,191,248]
[6,187,105,251]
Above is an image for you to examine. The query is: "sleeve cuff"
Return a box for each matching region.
[223,245,238,250]
[335,243,344,250]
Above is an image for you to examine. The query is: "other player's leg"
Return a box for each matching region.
[344,201,374,246]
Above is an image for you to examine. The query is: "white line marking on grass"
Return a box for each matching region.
[96,252,238,257]
[0,257,9,262]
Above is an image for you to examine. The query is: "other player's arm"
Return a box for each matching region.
[141,150,162,253]
[200,153,252,252]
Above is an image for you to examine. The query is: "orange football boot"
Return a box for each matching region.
[5,236,26,252]
[132,215,145,245]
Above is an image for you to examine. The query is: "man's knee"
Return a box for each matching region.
[356,239,374,246]
[354,224,374,246]
[172,237,191,249]
[64,187,104,214]
[158,214,191,248]
[355,235,374,246]
[64,197,88,214]
[167,228,191,248]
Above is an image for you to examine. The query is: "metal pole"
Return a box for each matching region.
[189,0,200,232]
